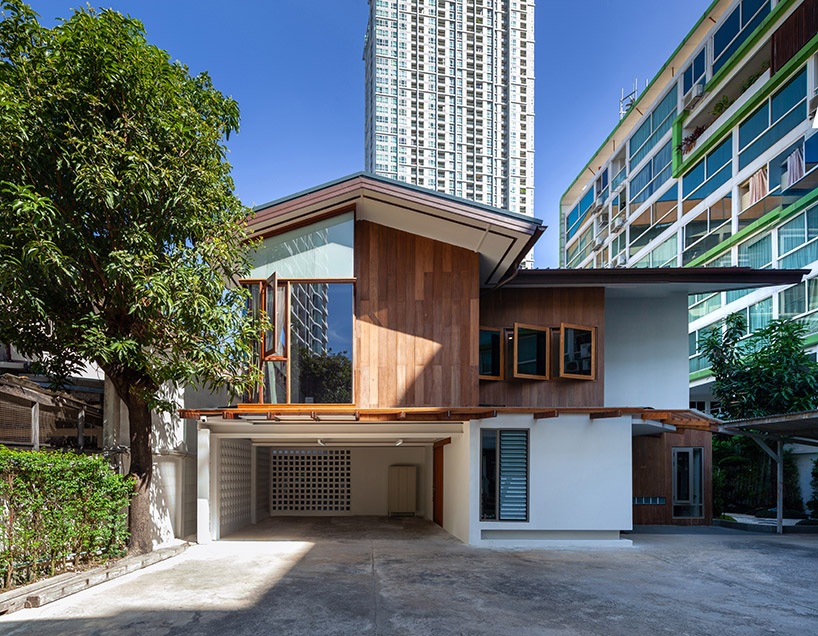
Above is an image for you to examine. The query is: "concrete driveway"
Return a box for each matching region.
[0,517,816,636]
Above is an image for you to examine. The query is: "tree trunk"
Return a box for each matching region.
[124,392,154,555]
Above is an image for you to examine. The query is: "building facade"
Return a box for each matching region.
[363,0,535,265]
[559,0,818,411]
[177,173,802,547]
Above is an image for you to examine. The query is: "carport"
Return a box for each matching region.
[722,410,818,533]
[190,408,467,542]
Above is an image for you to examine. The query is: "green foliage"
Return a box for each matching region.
[711,95,732,117]
[713,435,803,513]
[808,458,818,519]
[0,446,133,588]
[0,0,262,411]
[699,313,818,420]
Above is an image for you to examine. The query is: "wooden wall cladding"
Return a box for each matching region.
[354,221,479,408]
[632,429,713,526]
[478,287,604,407]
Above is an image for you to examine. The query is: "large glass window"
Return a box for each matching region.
[683,48,706,96]
[738,68,808,170]
[566,189,595,240]
[480,429,529,521]
[738,233,772,268]
[778,204,818,268]
[250,213,354,279]
[682,137,733,213]
[630,141,673,206]
[244,279,354,404]
[629,184,678,256]
[712,0,770,75]
[628,86,678,171]
[289,282,354,404]
[682,194,732,265]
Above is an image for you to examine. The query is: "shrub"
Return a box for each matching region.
[0,446,133,588]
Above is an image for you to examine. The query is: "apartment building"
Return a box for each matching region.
[363,0,535,264]
[559,0,818,411]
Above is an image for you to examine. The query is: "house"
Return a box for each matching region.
[173,172,804,546]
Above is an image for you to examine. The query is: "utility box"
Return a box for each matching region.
[388,465,417,516]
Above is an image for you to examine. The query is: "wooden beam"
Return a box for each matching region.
[590,410,622,419]
[640,412,670,422]
[533,410,558,420]
[433,437,452,448]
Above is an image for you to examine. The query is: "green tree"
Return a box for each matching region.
[0,1,260,552]
[701,313,817,514]
[700,313,818,420]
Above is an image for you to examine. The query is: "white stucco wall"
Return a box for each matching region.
[469,414,632,545]
[350,447,429,516]
[604,292,689,409]
[443,428,471,543]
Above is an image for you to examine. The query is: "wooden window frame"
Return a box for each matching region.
[512,322,550,381]
[478,326,504,381]
[238,277,356,406]
[559,322,597,381]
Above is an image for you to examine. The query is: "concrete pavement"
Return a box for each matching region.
[0,517,816,635]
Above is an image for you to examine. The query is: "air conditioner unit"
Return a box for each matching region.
[809,94,818,117]
[598,211,609,224]
[683,83,705,111]
[611,254,625,267]
[594,195,605,209]
[612,216,625,231]
[592,236,605,251]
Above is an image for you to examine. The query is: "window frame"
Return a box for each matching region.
[479,428,530,522]
[239,276,356,406]
[512,322,550,380]
[672,446,705,519]
[559,323,597,381]
[478,326,505,381]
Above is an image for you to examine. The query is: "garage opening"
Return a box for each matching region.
[216,439,449,539]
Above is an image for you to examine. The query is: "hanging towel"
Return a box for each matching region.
[785,147,805,189]
[747,166,768,207]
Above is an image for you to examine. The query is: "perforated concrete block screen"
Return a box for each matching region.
[270,449,351,512]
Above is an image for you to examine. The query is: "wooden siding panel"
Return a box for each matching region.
[478,288,605,407]
[355,221,479,408]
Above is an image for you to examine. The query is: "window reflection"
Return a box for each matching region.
[561,324,596,380]
[289,283,353,403]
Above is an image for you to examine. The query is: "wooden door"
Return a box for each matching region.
[433,445,443,526]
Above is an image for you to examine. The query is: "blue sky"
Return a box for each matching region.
[28,0,712,267]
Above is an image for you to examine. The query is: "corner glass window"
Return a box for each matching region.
[512,323,549,380]
[480,429,529,521]
[560,323,596,380]
[479,328,503,380]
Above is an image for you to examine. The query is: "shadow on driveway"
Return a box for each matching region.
[0,518,816,635]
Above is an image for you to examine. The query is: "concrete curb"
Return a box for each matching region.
[713,519,818,534]
[0,542,189,615]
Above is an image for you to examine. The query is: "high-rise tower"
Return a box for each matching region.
[364,0,535,266]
